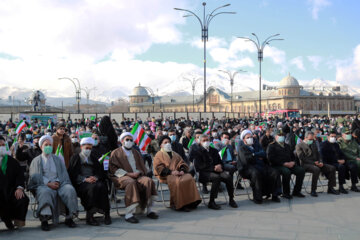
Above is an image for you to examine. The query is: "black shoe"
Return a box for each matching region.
[351,185,360,192]
[65,218,76,228]
[311,191,318,197]
[339,186,348,194]
[125,216,139,224]
[86,216,99,226]
[147,212,159,219]
[104,215,112,225]
[253,199,263,204]
[202,185,209,194]
[181,207,191,212]
[4,220,14,230]
[292,192,306,198]
[229,199,238,208]
[327,187,340,195]
[208,201,221,210]
[236,183,244,190]
[41,221,50,231]
[282,194,293,199]
[271,196,281,203]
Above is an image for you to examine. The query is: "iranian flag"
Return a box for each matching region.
[187,137,195,149]
[203,127,210,135]
[55,144,65,163]
[295,135,302,144]
[99,151,111,171]
[131,123,151,153]
[219,147,227,159]
[15,120,27,135]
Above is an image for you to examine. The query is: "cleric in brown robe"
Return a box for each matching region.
[0,136,29,230]
[109,132,158,224]
[154,136,201,211]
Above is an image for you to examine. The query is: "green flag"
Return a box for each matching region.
[219,147,227,160]
[187,137,195,149]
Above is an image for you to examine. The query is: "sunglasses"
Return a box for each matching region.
[125,139,133,142]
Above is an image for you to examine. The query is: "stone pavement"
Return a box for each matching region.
[1,182,360,240]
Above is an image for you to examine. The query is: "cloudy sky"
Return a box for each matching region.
[0,0,359,102]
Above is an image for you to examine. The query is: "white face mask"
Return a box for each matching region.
[212,132,218,138]
[277,136,285,143]
[245,138,254,145]
[201,141,210,150]
[0,146,8,156]
[71,138,78,143]
[163,143,172,152]
[329,137,337,143]
[82,149,91,158]
[124,140,134,149]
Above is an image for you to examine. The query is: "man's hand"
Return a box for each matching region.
[285,162,295,168]
[171,170,180,176]
[356,158,360,161]
[85,176,97,183]
[338,160,345,165]
[15,188,24,200]
[127,172,141,179]
[214,164,223,172]
[317,162,324,168]
[231,161,236,166]
[47,182,60,190]
[179,171,184,176]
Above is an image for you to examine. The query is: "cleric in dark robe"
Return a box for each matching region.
[0,136,29,230]
[68,137,111,226]
[28,135,78,231]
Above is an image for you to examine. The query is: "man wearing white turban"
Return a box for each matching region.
[28,135,78,231]
[237,129,281,204]
[109,132,158,224]
[68,137,111,226]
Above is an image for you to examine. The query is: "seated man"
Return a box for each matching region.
[192,134,238,210]
[153,136,201,211]
[321,130,359,194]
[237,130,281,204]
[296,131,339,197]
[109,132,158,224]
[168,128,187,163]
[0,136,29,230]
[215,132,237,177]
[28,135,78,231]
[267,130,305,199]
[338,128,360,179]
[68,137,111,226]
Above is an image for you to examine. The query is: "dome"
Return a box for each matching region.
[130,84,149,96]
[279,73,300,88]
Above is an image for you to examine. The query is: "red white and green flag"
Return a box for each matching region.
[203,127,210,135]
[15,120,27,135]
[131,123,151,153]
[187,137,195,149]
[99,151,111,171]
[55,144,64,163]
[219,147,227,159]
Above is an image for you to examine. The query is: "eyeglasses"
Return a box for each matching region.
[125,139,133,142]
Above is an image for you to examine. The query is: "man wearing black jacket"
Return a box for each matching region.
[320,131,359,193]
[267,130,305,199]
[68,137,111,226]
[192,134,237,210]
[168,128,187,163]
[0,136,29,230]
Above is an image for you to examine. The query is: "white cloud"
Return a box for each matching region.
[307,55,323,69]
[336,44,360,86]
[307,0,331,20]
[290,56,305,71]
[0,0,191,101]
[263,46,286,65]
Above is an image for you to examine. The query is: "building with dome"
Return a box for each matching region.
[129,74,355,116]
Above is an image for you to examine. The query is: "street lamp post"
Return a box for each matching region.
[238,33,283,118]
[59,77,81,113]
[183,76,202,112]
[81,87,97,113]
[175,2,235,112]
[218,69,246,113]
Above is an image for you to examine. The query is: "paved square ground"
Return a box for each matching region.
[1,181,360,240]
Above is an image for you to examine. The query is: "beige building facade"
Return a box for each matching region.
[129,74,356,116]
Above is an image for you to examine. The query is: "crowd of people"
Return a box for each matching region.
[1,114,360,231]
